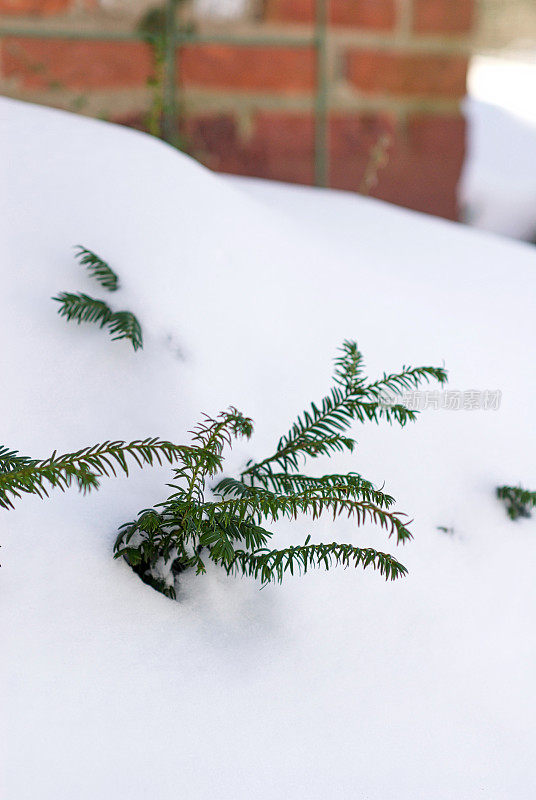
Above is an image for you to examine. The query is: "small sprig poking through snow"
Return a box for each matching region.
[497,485,536,520]
[52,247,143,350]
[53,292,143,350]
[74,246,120,292]
[114,341,447,598]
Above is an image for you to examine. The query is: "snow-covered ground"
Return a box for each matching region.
[461,53,536,240]
[2,98,536,800]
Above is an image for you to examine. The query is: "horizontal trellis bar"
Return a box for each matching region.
[0,0,330,188]
[0,27,317,48]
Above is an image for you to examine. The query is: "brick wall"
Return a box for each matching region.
[0,0,475,219]
[477,0,536,48]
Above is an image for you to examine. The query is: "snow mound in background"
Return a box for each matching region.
[2,99,536,800]
[461,54,536,240]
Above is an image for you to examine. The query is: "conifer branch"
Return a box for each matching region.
[0,438,182,510]
[107,310,143,350]
[183,407,253,503]
[219,540,408,585]
[52,292,143,351]
[53,291,112,327]
[203,485,412,545]
[0,446,33,475]
[242,341,447,478]
[74,246,120,292]
[497,485,536,520]
[112,341,446,596]
[216,475,389,518]
[235,472,396,509]
[365,365,448,397]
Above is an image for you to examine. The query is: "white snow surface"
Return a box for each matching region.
[194,0,249,18]
[2,98,536,800]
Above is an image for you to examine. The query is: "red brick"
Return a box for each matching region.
[179,45,315,94]
[0,0,70,14]
[264,0,314,23]
[1,38,153,90]
[330,112,395,158]
[185,114,238,154]
[187,110,464,217]
[406,113,466,158]
[186,112,315,184]
[265,0,396,29]
[346,50,468,97]
[116,108,463,219]
[329,113,465,219]
[118,110,316,185]
[253,111,315,156]
[249,112,314,182]
[413,0,474,34]
[331,0,396,28]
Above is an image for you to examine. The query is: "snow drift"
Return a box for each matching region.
[461,54,536,241]
[2,98,536,800]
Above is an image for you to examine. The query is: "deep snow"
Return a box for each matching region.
[2,98,536,800]
[461,53,536,241]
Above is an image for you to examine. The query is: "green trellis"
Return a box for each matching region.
[0,0,330,185]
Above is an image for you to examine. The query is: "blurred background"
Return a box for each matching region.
[1,0,535,239]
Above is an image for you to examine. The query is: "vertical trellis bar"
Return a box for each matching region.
[314,0,329,187]
[162,0,179,145]
[0,7,330,175]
